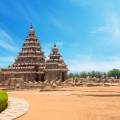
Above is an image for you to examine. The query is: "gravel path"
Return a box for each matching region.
[0,97,29,120]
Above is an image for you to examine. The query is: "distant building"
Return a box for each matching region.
[0,25,68,83]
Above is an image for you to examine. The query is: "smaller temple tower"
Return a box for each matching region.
[45,44,68,81]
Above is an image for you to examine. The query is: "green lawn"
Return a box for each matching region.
[0,90,8,112]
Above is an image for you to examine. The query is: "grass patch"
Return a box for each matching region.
[0,90,8,112]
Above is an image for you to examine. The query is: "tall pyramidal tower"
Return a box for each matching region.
[2,25,46,82]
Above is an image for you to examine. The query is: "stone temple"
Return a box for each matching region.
[0,25,68,84]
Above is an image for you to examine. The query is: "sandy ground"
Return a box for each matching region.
[7,86,120,120]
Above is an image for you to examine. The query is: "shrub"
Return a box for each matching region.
[0,90,8,112]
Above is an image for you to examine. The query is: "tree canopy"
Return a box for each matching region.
[67,69,120,79]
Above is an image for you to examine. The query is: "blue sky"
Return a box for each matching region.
[1,0,120,72]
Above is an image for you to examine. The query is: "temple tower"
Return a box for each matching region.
[1,25,68,85]
[45,44,68,81]
[2,25,45,82]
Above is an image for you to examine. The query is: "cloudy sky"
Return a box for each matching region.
[0,0,120,72]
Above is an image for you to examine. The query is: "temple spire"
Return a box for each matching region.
[30,23,33,29]
[53,43,56,47]
[28,24,35,38]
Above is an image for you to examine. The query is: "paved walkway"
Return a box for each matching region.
[0,97,29,120]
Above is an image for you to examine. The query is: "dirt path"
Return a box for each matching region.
[8,87,120,120]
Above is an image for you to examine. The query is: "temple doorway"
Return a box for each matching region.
[35,66,39,82]
[62,72,65,82]
[35,74,39,82]
[41,74,45,82]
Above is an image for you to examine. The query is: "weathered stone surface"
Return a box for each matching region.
[0,25,68,85]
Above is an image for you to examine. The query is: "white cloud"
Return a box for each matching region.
[66,56,120,72]
[90,26,109,34]
[50,16,73,33]
[109,14,120,38]
[0,28,18,52]
[91,12,120,40]
[0,56,15,63]
[50,17,63,30]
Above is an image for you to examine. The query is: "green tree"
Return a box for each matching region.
[79,72,88,78]
[107,69,120,79]
[74,72,80,78]
[67,72,74,79]
[87,71,103,78]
